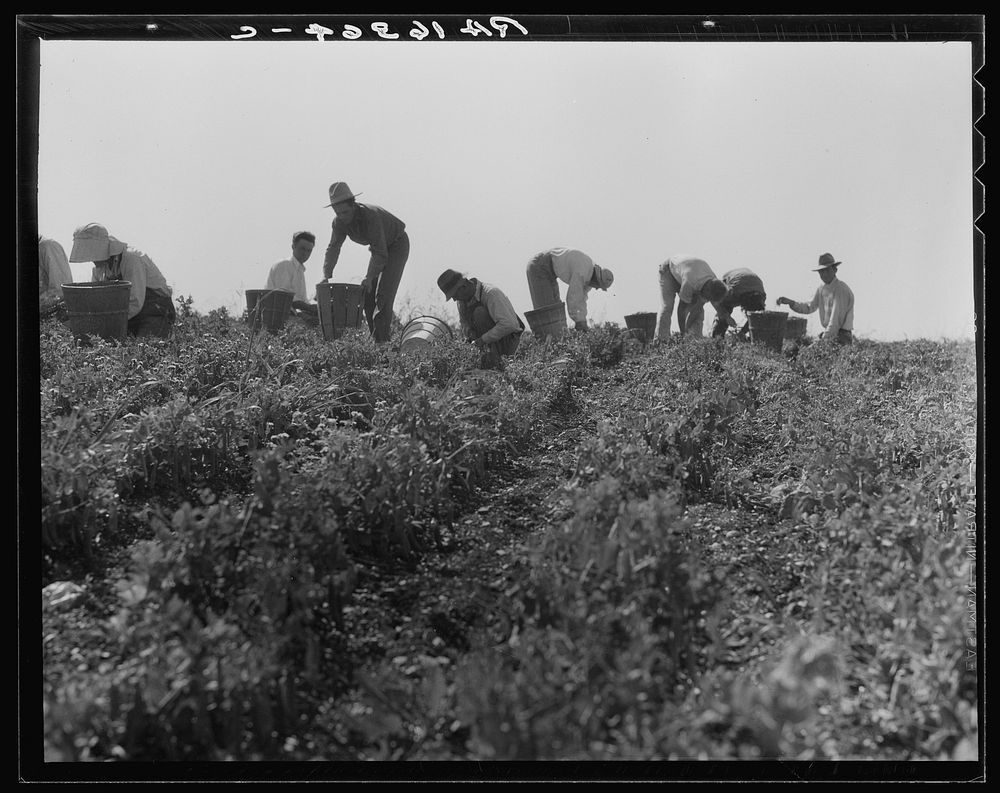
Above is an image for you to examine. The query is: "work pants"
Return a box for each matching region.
[366,232,409,344]
[129,288,176,338]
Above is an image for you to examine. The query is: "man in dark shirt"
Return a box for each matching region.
[710,267,767,339]
[322,181,409,344]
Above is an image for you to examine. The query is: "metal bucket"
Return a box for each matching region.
[524,301,567,342]
[62,281,131,341]
[400,315,454,354]
[246,289,294,333]
[624,312,657,344]
[784,316,807,341]
[748,310,788,352]
[317,282,365,340]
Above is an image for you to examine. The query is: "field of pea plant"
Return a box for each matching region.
[33,297,980,777]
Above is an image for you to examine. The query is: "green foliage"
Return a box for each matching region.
[39,302,978,763]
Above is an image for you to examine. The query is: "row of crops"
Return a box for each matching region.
[38,304,979,764]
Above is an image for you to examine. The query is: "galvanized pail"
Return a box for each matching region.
[748,310,788,352]
[317,282,365,340]
[624,312,657,344]
[62,281,131,341]
[400,315,453,353]
[524,301,567,342]
[246,289,294,333]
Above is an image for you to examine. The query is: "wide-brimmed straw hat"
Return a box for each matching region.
[69,223,126,262]
[813,252,842,271]
[437,268,466,300]
[324,181,363,208]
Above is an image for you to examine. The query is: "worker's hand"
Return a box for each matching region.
[574,320,589,332]
[776,297,790,306]
[361,277,373,295]
[472,337,487,350]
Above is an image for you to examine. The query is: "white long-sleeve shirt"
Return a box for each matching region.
[92,248,171,319]
[549,247,598,322]
[266,256,309,302]
[789,277,854,335]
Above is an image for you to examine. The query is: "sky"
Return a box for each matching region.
[34,30,977,341]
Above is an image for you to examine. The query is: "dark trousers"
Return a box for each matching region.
[366,232,409,344]
[129,288,176,338]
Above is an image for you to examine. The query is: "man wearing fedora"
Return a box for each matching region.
[777,252,855,345]
[69,222,176,338]
[438,269,524,369]
[525,247,614,332]
[710,267,768,339]
[322,182,408,344]
[657,255,728,340]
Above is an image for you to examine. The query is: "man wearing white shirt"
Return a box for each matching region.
[525,247,614,332]
[777,252,855,345]
[266,231,319,321]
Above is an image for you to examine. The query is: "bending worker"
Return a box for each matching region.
[322,182,409,344]
[438,268,525,369]
[38,234,74,318]
[657,255,728,339]
[525,247,614,332]
[777,252,855,345]
[711,267,768,339]
[69,222,176,338]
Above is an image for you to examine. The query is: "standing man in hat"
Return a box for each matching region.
[657,255,728,340]
[438,268,525,369]
[321,182,408,344]
[525,247,614,332]
[267,230,319,322]
[710,267,768,339]
[38,234,74,318]
[777,252,855,345]
[69,223,176,338]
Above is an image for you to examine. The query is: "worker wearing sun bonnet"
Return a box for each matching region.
[438,268,525,369]
[777,252,855,345]
[525,247,614,332]
[321,182,409,344]
[69,222,176,338]
[657,255,728,340]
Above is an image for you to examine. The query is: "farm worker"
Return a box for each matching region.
[711,267,768,339]
[38,235,74,318]
[438,268,525,369]
[525,247,614,332]
[776,252,855,345]
[266,230,319,321]
[69,223,176,338]
[657,255,728,340]
[321,182,409,344]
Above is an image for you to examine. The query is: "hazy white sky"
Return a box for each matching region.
[36,37,976,340]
